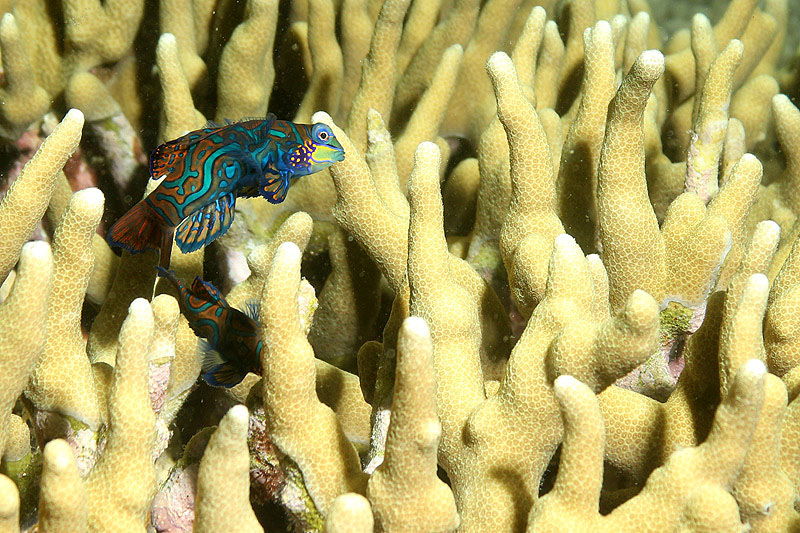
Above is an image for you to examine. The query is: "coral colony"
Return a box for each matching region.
[1,0,800,531]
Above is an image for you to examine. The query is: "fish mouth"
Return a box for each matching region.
[333,150,345,162]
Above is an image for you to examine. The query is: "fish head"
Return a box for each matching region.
[286,123,345,175]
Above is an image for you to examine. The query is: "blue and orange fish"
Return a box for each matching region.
[107,114,344,269]
[157,267,262,388]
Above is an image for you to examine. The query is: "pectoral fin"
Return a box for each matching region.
[199,340,248,388]
[175,193,236,253]
[259,175,290,204]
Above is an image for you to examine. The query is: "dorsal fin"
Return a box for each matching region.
[242,300,260,322]
[204,113,277,130]
[149,126,223,180]
[189,276,228,308]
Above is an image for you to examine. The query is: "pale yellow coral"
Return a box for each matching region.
[195,405,263,532]
[337,0,375,121]
[346,0,411,152]
[732,374,800,531]
[261,242,367,514]
[28,188,105,429]
[309,228,381,370]
[0,241,53,459]
[366,317,459,532]
[324,493,374,533]
[487,51,563,314]
[38,440,87,533]
[556,19,616,250]
[0,13,49,139]
[406,138,657,531]
[0,475,19,533]
[158,0,205,89]
[729,75,778,152]
[0,109,83,279]
[663,0,757,103]
[685,39,742,204]
[85,298,157,532]
[317,111,409,293]
[1,2,800,531]
[62,0,143,70]
[393,0,479,123]
[596,50,667,309]
[216,0,278,121]
[599,220,780,481]
[531,360,767,532]
[156,32,205,141]
[394,43,462,183]
[295,0,343,122]
[442,0,525,139]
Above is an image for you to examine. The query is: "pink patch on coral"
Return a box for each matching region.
[151,463,198,533]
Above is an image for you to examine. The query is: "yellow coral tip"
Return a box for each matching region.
[0,475,18,516]
[330,492,371,516]
[628,289,656,309]
[621,12,639,26]
[755,219,780,237]
[73,187,105,208]
[128,297,151,316]
[159,32,177,47]
[554,233,578,249]
[592,19,612,38]
[312,110,333,125]
[402,316,430,338]
[745,273,769,294]
[739,153,758,164]
[728,39,744,54]
[415,141,438,157]
[0,12,15,29]
[635,50,665,77]
[743,359,766,376]
[226,404,249,426]
[773,93,790,109]
[43,439,73,473]
[487,51,511,72]
[21,240,51,261]
[626,289,658,322]
[64,108,85,124]
[276,241,302,263]
[446,43,463,55]
[553,374,581,399]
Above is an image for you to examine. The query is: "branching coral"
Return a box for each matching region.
[2,0,800,532]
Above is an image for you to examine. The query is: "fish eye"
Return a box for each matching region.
[313,124,333,143]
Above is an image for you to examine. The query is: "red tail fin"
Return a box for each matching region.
[107,200,163,254]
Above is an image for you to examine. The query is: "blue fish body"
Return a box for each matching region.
[107,113,344,269]
[157,267,262,388]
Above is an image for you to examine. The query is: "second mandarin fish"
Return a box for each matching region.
[107,114,344,269]
[157,267,262,388]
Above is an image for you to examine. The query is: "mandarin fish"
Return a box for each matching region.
[157,267,262,388]
[107,114,344,269]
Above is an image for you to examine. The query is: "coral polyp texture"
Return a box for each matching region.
[3,0,800,531]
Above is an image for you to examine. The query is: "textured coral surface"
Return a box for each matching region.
[1,0,800,532]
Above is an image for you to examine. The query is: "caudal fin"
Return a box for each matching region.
[108,201,175,269]
[199,340,248,388]
[107,201,163,254]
